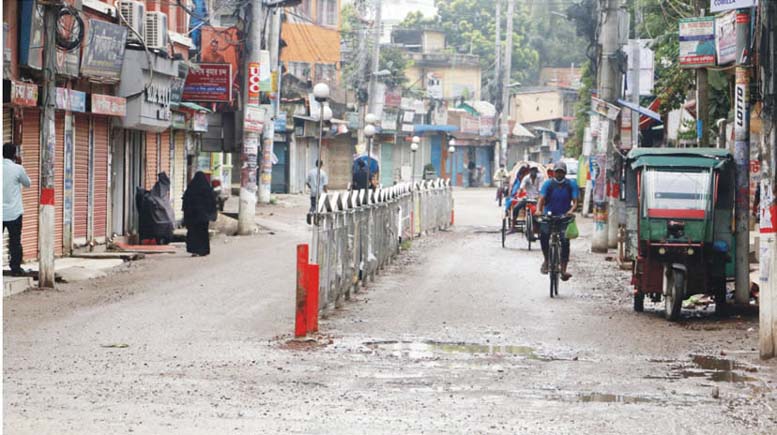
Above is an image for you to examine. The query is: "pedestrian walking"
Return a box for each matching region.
[306,160,328,224]
[182,171,217,257]
[3,143,31,276]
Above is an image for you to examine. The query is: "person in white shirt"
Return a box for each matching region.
[3,143,31,275]
[306,160,328,224]
[514,166,544,217]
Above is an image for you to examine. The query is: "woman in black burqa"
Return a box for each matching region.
[182,171,217,256]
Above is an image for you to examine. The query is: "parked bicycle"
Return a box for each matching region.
[536,214,575,298]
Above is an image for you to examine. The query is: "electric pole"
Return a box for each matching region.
[38,5,58,288]
[759,0,776,359]
[258,6,283,204]
[696,0,710,147]
[592,0,622,253]
[499,0,514,167]
[367,0,382,116]
[238,0,264,234]
[734,8,751,305]
[494,0,502,173]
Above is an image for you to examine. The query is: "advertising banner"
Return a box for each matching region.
[182,64,232,102]
[81,20,128,82]
[710,0,757,13]
[679,17,716,68]
[715,11,737,65]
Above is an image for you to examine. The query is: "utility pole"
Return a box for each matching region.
[499,0,515,167]
[38,5,58,288]
[734,8,751,305]
[591,0,621,253]
[238,0,264,234]
[696,0,710,147]
[759,0,776,359]
[630,39,640,149]
[258,6,283,204]
[494,0,502,173]
[367,0,382,116]
[356,0,369,153]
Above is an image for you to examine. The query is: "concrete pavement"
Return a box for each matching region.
[3,189,777,434]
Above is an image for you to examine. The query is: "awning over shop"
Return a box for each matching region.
[617,99,662,122]
[176,102,213,113]
[413,124,458,134]
[512,122,535,138]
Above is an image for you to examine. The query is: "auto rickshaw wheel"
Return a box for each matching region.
[633,291,645,312]
[664,267,684,321]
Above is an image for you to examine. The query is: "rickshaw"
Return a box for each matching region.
[501,161,547,250]
[624,148,735,321]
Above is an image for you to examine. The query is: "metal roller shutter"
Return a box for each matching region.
[55,112,65,256]
[21,108,40,261]
[92,117,110,240]
[74,114,89,241]
[145,131,158,189]
[172,132,186,220]
[3,108,12,265]
[160,130,171,176]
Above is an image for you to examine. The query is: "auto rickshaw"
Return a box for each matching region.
[624,148,735,321]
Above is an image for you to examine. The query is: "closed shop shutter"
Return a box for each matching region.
[55,112,65,256]
[326,138,352,190]
[145,131,158,189]
[73,114,89,240]
[21,108,40,261]
[3,108,12,264]
[172,131,186,219]
[160,130,171,176]
[92,116,110,240]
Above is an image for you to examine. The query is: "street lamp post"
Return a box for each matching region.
[448,138,456,184]
[411,136,420,185]
[364,113,378,191]
[312,83,330,262]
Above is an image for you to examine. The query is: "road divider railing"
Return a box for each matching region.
[295,180,453,336]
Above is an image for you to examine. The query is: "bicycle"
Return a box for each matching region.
[536,214,575,298]
[524,199,538,251]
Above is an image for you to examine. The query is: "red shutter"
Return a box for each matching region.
[145,131,158,189]
[160,130,171,176]
[92,116,110,240]
[55,112,64,256]
[74,113,89,240]
[21,109,40,261]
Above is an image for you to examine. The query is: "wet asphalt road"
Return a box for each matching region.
[4,189,777,434]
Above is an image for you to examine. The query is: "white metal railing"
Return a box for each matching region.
[312,179,453,311]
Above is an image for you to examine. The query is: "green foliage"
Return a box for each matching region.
[567,61,594,158]
[379,46,412,89]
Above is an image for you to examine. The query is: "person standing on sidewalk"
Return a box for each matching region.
[182,172,217,257]
[306,160,328,224]
[3,143,31,275]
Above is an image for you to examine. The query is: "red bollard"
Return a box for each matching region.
[295,245,309,337]
[450,209,455,226]
[305,262,319,333]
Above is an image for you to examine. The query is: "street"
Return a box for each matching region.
[4,189,777,434]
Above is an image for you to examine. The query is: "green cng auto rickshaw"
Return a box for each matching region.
[624,148,736,321]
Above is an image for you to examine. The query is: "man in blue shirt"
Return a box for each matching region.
[3,143,31,276]
[535,161,579,280]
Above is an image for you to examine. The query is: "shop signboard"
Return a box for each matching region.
[182,64,232,102]
[11,81,38,107]
[245,105,265,133]
[679,17,716,68]
[81,19,128,82]
[192,112,208,132]
[710,0,757,13]
[55,88,86,112]
[92,94,126,117]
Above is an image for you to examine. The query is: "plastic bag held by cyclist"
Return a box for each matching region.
[535,161,579,281]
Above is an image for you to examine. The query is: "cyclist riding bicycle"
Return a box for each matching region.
[494,164,510,204]
[535,161,579,281]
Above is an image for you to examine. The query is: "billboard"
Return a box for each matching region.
[715,11,737,65]
[201,26,240,88]
[710,0,757,13]
[182,64,233,102]
[679,17,716,68]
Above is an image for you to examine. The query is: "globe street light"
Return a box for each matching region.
[364,114,378,190]
[314,83,330,233]
[411,136,420,184]
[448,140,456,183]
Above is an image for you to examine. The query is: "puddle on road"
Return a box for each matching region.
[576,393,655,404]
[364,340,547,360]
[658,354,759,383]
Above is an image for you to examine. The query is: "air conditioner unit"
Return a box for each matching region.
[117,0,145,43]
[145,11,168,50]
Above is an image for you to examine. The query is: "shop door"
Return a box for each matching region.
[381,143,394,186]
[271,141,289,193]
[431,136,441,177]
[92,116,110,241]
[20,109,40,260]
